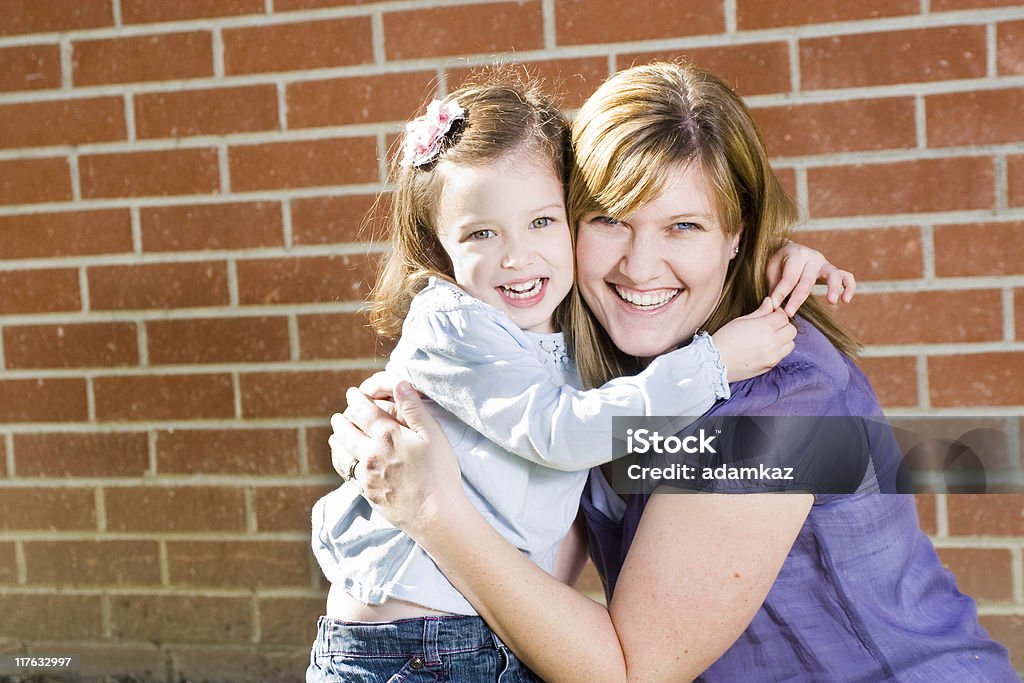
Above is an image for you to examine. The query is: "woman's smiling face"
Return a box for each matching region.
[575,161,740,359]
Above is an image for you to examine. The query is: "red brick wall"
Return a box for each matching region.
[0,0,1022,680]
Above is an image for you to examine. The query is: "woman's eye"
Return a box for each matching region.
[672,222,701,232]
[593,215,620,225]
[530,217,552,229]
[468,229,496,240]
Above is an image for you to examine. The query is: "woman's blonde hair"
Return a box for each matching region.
[369,69,571,340]
[564,61,859,387]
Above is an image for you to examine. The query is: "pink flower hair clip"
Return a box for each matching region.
[400,99,466,168]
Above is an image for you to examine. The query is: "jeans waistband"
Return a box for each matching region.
[313,615,505,665]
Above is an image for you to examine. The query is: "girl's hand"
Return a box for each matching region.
[766,241,856,316]
[330,381,463,534]
[712,297,796,382]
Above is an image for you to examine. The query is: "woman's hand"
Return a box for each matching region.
[330,381,464,534]
[767,241,856,316]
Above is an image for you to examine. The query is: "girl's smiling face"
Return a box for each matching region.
[434,151,573,334]
[575,161,741,358]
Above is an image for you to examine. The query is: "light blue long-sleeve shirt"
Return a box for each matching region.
[312,278,730,614]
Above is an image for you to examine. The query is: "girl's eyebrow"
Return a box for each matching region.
[530,202,565,214]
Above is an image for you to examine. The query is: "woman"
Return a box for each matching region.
[334,63,1017,681]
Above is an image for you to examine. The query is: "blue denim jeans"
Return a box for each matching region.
[306,615,543,682]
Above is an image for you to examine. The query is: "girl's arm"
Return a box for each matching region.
[338,384,812,682]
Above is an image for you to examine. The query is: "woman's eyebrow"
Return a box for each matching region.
[665,212,713,222]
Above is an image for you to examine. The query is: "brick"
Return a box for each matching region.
[0,97,125,149]
[229,137,378,191]
[0,44,61,92]
[0,268,80,314]
[147,316,290,364]
[258,596,323,645]
[136,85,279,139]
[0,0,112,36]
[800,27,987,90]
[305,424,334,475]
[927,89,1024,147]
[67,644,164,682]
[936,0,1020,9]
[935,547,1014,602]
[947,494,1024,535]
[775,167,797,200]
[753,98,916,157]
[998,20,1024,75]
[1017,290,1024,341]
[276,0,368,7]
[386,2,543,60]
[156,428,300,475]
[4,322,139,369]
[737,0,917,29]
[0,594,102,639]
[855,356,918,408]
[172,648,310,683]
[1011,155,1024,207]
[224,18,372,75]
[0,157,70,205]
[80,148,220,199]
[94,374,235,421]
[929,353,1024,407]
[915,494,937,535]
[111,594,252,643]
[0,440,5,478]
[979,615,1024,671]
[14,432,148,477]
[24,540,161,585]
[89,261,230,310]
[0,543,15,583]
[807,157,994,218]
[241,369,368,419]
[288,72,436,129]
[0,487,95,531]
[105,486,246,532]
[618,42,791,97]
[298,312,383,360]
[72,32,213,86]
[794,226,923,281]
[168,540,311,587]
[555,0,722,47]
[253,484,335,532]
[237,254,378,305]
[0,209,132,259]
[290,194,383,245]
[836,290,1002,345]
[122,0,264,23]
[141,201,283,252]
[0,378,88,422]
[935,222,1024,276]
[447,58,609,109]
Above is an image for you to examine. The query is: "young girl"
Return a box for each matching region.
[308,74,851,682]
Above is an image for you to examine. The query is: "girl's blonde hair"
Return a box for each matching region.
[369,70,571,340]
[564,61,859,387]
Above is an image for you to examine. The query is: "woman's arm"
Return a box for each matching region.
[338,384,812,682]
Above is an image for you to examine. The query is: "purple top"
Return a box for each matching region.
[581,321,1019,682]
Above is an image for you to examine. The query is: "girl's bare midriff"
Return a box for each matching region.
[326,584,453,622]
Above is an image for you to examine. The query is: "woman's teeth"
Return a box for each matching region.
[500,278,544,299]
[614,285,680,309]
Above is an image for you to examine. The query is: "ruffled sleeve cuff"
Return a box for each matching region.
[691,331,731,401]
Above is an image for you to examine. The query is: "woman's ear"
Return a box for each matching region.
[730,225,745,259]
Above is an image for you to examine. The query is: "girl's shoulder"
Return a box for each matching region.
[410,276,485,314]
[402,276,529,348]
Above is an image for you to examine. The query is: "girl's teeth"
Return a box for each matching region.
[614,285,679,309]
[501,279,543,298]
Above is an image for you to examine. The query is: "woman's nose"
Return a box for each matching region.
[619,233,664,283]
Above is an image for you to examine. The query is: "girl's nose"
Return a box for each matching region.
[501,237,534,270]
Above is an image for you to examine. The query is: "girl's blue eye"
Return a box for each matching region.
[469,229,496,240]
[531,217,552,229]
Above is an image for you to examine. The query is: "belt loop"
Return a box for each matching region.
[422,617,442,665]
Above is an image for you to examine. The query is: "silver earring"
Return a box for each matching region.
[732,246,739,255]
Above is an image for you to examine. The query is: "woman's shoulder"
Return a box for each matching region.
[718,319,857,415]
